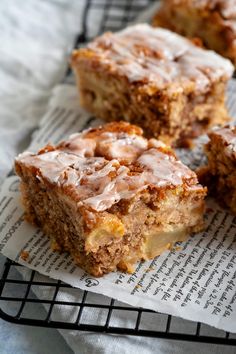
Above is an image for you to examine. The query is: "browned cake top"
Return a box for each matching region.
[16,122,202,212]
[208,126,236,158]
[179,0,236,19]
[72,24,234,94]
[165,0,236,33]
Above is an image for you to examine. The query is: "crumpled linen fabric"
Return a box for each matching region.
[0,0,85,183]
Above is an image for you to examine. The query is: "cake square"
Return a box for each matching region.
[202,126,236,214]
[153,0,236,66]
[15,122,206,276]
[71,24,233,146]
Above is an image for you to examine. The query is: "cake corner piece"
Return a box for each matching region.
[201,125,236,214]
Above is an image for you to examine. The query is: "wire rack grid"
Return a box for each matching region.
[1,0,236,346]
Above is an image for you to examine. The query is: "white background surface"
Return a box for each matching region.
[0,1,81,353]
[0,1,236,353]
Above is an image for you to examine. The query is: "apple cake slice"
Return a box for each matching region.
[15,122,206,276]
[71,23,233,146]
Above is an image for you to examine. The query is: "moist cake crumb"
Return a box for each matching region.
[199,125,236,214]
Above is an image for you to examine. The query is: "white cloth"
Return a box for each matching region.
[0,0,85,183]
[0,1,236,353]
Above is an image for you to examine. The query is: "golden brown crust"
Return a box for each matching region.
[153,0,236,66]
[82,121,144,138]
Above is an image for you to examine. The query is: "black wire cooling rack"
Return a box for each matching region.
[1,0,236,346]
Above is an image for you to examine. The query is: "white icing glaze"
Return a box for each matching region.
[66,158,122,203]
[17,124,201,212]
[218,0,236,18]
[83,165,134,211]
[148,138,166,149]
[88,24,234,93]
[17,151,80,184]
[64,129,148,164]
[58,134,96,157]
[96,132,148,163]
[137,148,195,186]
[212,126,236,156]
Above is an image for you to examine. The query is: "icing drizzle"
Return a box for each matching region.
[85,24,233,93]
[16,123,200,212]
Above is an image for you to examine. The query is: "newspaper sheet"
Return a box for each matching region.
[0,82,236,332]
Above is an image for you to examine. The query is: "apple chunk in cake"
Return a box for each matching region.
[71,23,233,146]
[15,122,206,276]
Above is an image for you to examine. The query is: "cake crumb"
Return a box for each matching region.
[20,250,29,261]
[173,246,182,252]
[51,239,61,252]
